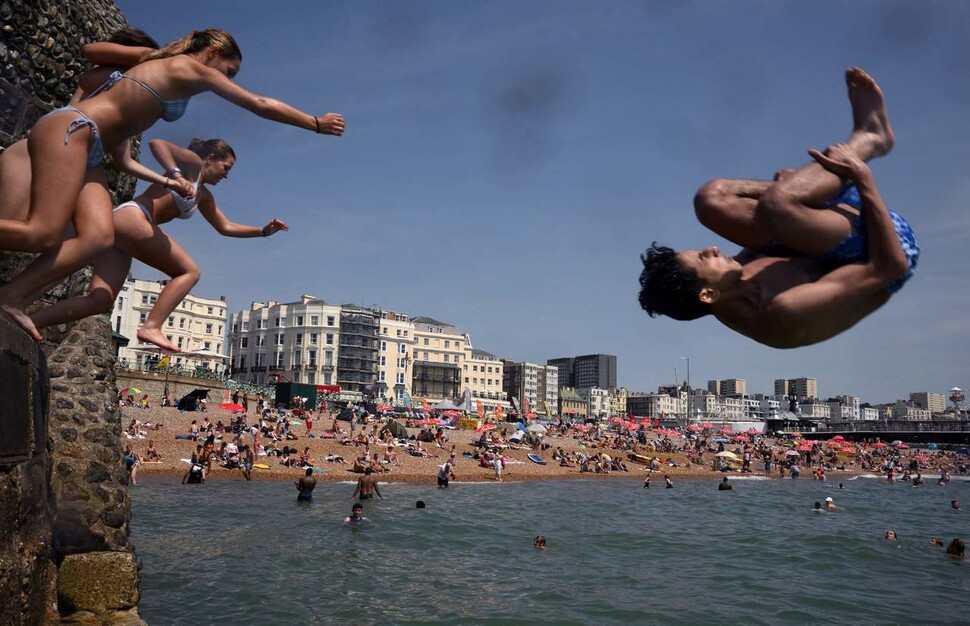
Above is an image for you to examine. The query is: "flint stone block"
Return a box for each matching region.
[58,552,139,614]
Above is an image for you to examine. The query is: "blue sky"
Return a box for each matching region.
[117,0,969,404]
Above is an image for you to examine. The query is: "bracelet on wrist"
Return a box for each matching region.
[166,167,183,178]
[314,117,321,134]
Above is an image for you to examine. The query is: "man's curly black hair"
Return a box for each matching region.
[638,242,710,321]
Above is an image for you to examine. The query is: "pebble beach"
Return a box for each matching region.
[122,403,870,485]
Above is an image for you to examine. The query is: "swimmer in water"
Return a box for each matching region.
[885,529,897,541]
[534,535,546,550]
[344,503,368,526]
[946,538,965,557]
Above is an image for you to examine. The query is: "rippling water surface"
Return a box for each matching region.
[132,476,970,625]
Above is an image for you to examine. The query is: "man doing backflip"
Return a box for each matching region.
[638,68,918,348]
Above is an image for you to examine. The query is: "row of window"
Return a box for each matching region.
[464,377,498,386]
[138,292,223,317]
[239,333,335,348]
[166,316,222,335]
[235,314,337,332]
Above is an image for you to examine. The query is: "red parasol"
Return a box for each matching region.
[219,402,245,412]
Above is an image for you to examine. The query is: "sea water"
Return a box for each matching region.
[132,476,970,625]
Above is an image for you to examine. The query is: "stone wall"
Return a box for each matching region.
[0,1,147,624]
[0,316,58,625]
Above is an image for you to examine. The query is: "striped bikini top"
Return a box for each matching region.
[86,71,190,122]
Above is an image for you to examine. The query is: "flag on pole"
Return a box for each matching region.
[476,400,484,418]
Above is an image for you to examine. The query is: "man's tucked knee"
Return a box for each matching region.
[753,186,798,231]
[693,179,730,224]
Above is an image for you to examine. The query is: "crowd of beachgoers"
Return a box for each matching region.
[118,393,970,487]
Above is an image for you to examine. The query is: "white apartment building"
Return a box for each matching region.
[891,402,932,421]
[802,402,832,420]
[826,395,861,421]
[378,309,414,402]
[861,407,879,421]
[227,295,343,387]
[114,277,227,371]
[462,348,508,410]
[582,387,611,418]
[626,392,682,419]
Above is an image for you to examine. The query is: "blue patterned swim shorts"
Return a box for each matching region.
[824,184,920,293]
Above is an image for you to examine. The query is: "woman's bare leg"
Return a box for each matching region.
[29,246,131,330]
[0,139,32,222]
[0,113,90,251]
[109,206,199,352]
[0,168,114,338]
[754,67,895,255]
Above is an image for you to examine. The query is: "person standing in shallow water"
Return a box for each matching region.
[296,467,316,502]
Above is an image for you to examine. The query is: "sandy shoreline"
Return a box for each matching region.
[120,404,872,487]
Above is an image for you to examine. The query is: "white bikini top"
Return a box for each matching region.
[169,172,202,219]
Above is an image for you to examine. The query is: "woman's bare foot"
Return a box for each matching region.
[0,302,43,341]
[846,67,894,160]
[136,326,180,352]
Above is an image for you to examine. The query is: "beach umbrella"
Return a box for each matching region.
[838,447,857,455]
[702,422,713,429]
[687,425,702,432]
[121,387,142,396]
[914,455,930,461]
[825,439,844,447]
[527,423,548,434]
[733,435,750,442]
[890,440,903,446]
[219,402,245,412]
[475,423,497,433]
[872,442,887,448]
[714,451,739,459]
[830,435,845,441]
[376,403,394,412]
[897,443,910,449]
[785,450,801,457]
[573,424,590,431]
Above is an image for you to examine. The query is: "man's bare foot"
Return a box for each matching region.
[137,326,180,352]
[0,302,43,341]
[846,67,894,160]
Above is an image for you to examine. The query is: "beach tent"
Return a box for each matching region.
[434,399,459,411]
[383,420,408,438]
[526,423,547,434]
[335,408,355,422]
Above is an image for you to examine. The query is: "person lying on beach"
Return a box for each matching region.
[326,454,347,464]
[638,68,917,349]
